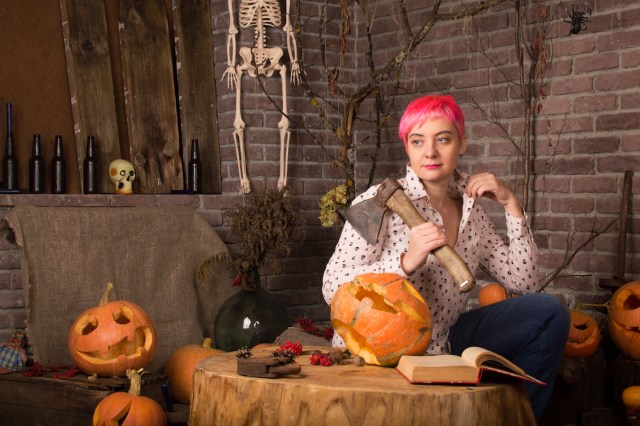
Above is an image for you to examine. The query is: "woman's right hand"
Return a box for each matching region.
[401,222,448,275]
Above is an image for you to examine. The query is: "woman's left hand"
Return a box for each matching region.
[466,173,523,218]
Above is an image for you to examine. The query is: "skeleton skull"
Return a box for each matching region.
[109,159,135,195]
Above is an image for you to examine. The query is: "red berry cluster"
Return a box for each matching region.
[272,341,303,361]
[295,318,335,341]
[22,362,79,378]
[309,353,332,366]
[281,341,303,356]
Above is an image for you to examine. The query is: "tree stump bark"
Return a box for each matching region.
[190,349,535,426]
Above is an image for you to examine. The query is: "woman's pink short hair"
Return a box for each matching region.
[398,95,466,148]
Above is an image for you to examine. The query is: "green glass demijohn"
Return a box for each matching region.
[213,269,290,352]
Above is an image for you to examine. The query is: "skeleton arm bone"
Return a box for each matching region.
[223,0,239,89]
[283,0,300,85]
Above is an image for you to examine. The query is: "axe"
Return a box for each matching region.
[345,178,475,293]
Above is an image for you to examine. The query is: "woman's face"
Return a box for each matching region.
[406,117,467,186]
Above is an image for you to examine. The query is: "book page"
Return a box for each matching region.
[408,354,473,368]
[461,347,526,376]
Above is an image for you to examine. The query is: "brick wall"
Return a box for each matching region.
[0,0,638,343]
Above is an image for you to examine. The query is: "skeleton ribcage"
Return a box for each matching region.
[239,0,282,28]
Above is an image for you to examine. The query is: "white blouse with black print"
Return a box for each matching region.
[323,165,540,354]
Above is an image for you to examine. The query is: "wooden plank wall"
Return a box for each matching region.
[60,0,122,194]
[172,0,222,194]
[59,0,221,194]
[117,0,184,194]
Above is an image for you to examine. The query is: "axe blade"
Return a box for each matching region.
[344,179,404,245]
[345,199,387,245]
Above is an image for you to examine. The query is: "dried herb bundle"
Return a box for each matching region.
[198,188,305,289]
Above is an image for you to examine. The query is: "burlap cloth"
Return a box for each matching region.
[3,205,239,374]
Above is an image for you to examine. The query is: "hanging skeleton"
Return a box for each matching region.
[223,0,300,194]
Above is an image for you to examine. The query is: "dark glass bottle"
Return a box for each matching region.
[29,134,45,194]
[2,103,18,191]
[188,139,202,193]
[83,135,98,194]
[51,135,67,194]
[213,269,290,351]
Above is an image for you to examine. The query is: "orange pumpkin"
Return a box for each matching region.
[331,272,432,367]
[163,338,224,404]
[608,281,640,360]
[478,283,508,307]
[68,282,158,377]
[564,309,600,358]
[93,369,166,426]
[623,386,640,410]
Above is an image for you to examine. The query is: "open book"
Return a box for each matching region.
[396,346,545,385]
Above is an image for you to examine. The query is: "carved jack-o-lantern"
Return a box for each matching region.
[93,369,167,425]
[68,283,157,377]
[608,281,640,360]
[331,272,432,367]
[564,309,600,358]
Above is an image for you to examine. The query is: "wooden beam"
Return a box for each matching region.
[60,0,121,194]
[117,0,183,193]
[172,0,222,194]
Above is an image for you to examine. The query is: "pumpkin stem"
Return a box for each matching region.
[203,337,213,349]
[100,282,115,306]
[126,368,144,396]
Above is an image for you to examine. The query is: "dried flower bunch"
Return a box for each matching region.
[198,187,305,289]
[319,184,348,227]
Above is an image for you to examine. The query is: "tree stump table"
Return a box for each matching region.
[190,348,536,426]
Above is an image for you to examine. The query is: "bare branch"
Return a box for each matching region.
[398,0,414,39]
[537,219,617,291]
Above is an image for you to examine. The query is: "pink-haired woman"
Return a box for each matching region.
[323,94,569,420]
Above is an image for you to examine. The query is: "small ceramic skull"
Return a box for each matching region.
[109,159,135,195]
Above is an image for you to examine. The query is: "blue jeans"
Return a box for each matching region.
[448,293,570,421]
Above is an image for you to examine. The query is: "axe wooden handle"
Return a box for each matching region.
[386,188,476,293]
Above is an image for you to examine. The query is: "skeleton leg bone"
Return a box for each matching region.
[233,63,251,194]
[276,63,290,190]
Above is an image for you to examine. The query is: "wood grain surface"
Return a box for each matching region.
[190,348,536,426]
[117,0,184,193]
[172,0,222,194]
[61,0,122,193]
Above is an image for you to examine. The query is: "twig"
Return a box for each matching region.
[537,219,617,291]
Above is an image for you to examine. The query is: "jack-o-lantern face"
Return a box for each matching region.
[331,272,432,367]
[68,283,157,377]
[608,281,640,360]
[564,309,600,358]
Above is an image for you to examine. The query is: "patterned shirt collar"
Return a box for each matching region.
[403,164,470,201]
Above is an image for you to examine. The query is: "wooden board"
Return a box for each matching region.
[190,348,536,426]
[0,371,167,426]
[60,0,122,194]
[117,0,183,194]
[172,0,222,194]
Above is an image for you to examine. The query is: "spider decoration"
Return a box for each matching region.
[563,2,592,35]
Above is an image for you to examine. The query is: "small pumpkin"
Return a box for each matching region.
[478,283,508,307]
[564,309,600,358]
[623,386,640,410]
[68,282,158,377]
[608,281,640,360]
[93,368,166,426]
[331,272,432,367]
[163,337,224,404]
